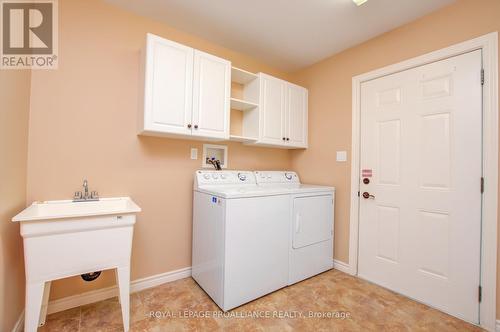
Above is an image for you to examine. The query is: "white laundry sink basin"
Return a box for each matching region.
[12,197,141,222]
[13,197,141,332]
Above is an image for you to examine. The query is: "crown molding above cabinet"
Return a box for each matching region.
[139,33,308,149]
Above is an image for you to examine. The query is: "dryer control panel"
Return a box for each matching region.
[254,171,300,184]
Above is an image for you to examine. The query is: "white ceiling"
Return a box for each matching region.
[106,0,456,71]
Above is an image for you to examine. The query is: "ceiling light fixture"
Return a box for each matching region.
[352,0,368,6]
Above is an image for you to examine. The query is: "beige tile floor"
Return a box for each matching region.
[39,269,482,331]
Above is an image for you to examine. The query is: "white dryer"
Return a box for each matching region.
[192,170,291,311]
[255,171,335,284]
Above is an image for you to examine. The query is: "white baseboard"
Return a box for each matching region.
[496,319,500,332]
[47,266,191,315]
[333,259,355,275]
[11,310,24,332]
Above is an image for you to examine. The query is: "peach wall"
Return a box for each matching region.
[290,0,500,318]
[27,0,291,300]
[24,0,500,321]
[0,70,31,330]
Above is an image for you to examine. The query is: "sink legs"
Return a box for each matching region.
[24,269,131,332]
[24,281,51,331]
[39,281,51,326]
[116,266,131,331]
[25,281,45,332]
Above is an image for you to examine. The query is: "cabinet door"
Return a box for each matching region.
[192,50,231,139]
[286,84,308,148]
[143,34,194,135]
[260,74,286,145]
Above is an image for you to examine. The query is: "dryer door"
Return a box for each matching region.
[293,194,333,249]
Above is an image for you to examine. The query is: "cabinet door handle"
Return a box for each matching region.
[194,125,198,129]
[187,124,192,129]
[282,137,286,141]
[286,138,290,141]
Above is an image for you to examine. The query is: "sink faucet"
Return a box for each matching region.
[73,179,99,202]
[83,179,89,198]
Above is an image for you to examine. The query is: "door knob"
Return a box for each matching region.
[194,125,198,129]
[282,137,286,141]
[362,192,375,199]
[187,124,192,129]
[286,138,290,141]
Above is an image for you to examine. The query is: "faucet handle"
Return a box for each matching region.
[91,191,99,199]
[74,191,82,199]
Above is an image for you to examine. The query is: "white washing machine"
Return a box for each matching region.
[254,171,335,285]
[192,170,291,311]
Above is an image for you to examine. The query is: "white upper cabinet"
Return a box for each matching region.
[260,74,286,145]
[140,33,230,140]
[286,83,308,148]
[192,50,231,140]
[256,74,308,148]
[142,34,193,136]
[140,33,307,148]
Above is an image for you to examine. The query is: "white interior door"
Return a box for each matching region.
[358,50,482,323]
[144,34,193,135]
[260,74,286,145]
[287,84,308,148]
[192,50,231,139]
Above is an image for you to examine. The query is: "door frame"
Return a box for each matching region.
[348,32,498,331]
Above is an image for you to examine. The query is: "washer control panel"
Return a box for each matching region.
[254,171,300,184]
[195,170,256,187]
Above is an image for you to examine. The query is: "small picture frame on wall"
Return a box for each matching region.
[202,144,228,169]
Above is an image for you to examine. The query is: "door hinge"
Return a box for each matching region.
[478,285,482,302]
[481,68,485,85]
[481,177,484,194]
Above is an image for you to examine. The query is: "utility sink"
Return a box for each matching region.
[13,197,141,332]
[13,197,141,222]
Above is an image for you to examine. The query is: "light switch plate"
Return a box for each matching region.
[336,151,347,162]
[190,148,198,160]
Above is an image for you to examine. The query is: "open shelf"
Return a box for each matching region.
[231,67,258,85]
[230,97,258,111]
[229,135,258,143]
